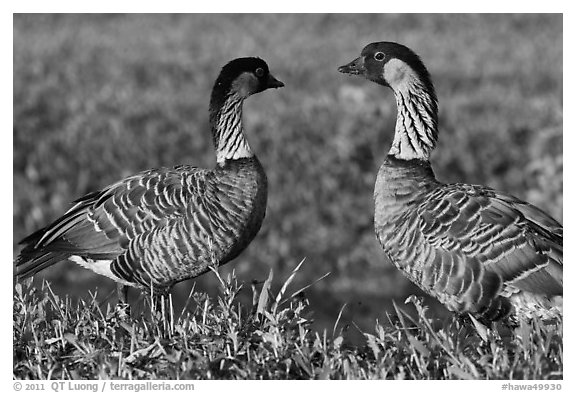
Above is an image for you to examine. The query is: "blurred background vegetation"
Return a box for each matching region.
[13,14,562,343]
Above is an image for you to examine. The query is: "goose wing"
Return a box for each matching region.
[414,183,562,317]
[15,165,210,281]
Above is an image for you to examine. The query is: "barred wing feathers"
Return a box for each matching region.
[414,184,562,318]
[16,161,266,290]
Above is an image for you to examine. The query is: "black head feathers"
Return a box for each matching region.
[339,41,435,98]
[209,57,283,129]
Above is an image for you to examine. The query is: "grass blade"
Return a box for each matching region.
[257,269,274,316]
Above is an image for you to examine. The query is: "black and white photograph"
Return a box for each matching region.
[12,12,564,383]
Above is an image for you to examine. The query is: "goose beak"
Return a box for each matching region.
[266,74,285,89]
[338,56,365,76]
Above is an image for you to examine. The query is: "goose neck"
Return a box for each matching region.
[210,92,253,164]
[388,80,438,161]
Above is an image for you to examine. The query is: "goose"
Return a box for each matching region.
[15,57,284,302]
[338,42,562,322]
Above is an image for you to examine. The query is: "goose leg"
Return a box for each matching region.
[117,283,129,304]
[116,283,130,319]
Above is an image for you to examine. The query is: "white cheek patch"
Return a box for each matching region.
[231,72,259,98]
[383,58,416,90]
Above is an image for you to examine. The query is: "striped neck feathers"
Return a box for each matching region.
[210,90,253,165]
[385,58,439,161]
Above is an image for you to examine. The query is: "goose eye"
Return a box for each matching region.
[374,52,385,61]
[255,67,265,77]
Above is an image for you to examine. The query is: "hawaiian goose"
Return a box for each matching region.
[338,42,562,322]
[15,57,284,300]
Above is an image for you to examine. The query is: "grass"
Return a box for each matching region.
[13,264,563,379]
